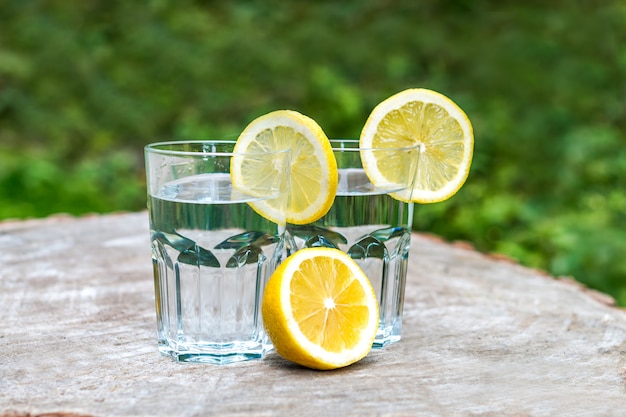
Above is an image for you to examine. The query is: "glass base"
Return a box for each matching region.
[158,341,265,365]
[372,334,401,349]
[372,320,402,349]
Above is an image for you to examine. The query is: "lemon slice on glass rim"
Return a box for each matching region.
[360,88,474,203]
[262,247,380,370]
[231,110,338,225]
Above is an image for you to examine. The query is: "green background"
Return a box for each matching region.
[2,1,625,304]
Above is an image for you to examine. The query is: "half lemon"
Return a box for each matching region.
[262,247,380,370]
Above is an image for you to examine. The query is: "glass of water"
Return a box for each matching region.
[144,141,290,364]
[286,139,419,348]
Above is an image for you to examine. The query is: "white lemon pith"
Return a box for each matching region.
[262,247,379,370]
[231,110,338,224]
[360,88,474,203]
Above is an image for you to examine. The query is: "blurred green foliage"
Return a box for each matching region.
[1,1,625,304]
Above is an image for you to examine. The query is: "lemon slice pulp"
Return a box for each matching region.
[262,247,379,370]
[231,110,338,224]
[360,88,474,203]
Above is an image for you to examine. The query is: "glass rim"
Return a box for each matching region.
[144,140,290,157]
[329,139,420,152]
[145,139,419,155]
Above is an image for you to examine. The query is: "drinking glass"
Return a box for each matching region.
[145,141,290,364]
[286,139,418,348]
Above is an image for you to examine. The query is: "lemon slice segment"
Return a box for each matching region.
[360,88,474,203]
[231,110,338,225]
[262,247,379,370]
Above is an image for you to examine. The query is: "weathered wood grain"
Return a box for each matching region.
[1,212,625,416]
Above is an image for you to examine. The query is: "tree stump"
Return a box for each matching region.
[1,212,625,416]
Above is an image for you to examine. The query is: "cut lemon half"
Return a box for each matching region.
[262,247,379,370]
[360,88,474,203]
[231,110,338,225]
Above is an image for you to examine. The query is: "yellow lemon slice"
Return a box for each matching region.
[360,88,474,203]
[231,110,338,225]
[262,247,379,370]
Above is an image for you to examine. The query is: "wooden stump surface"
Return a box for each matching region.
[1,211,625,416]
